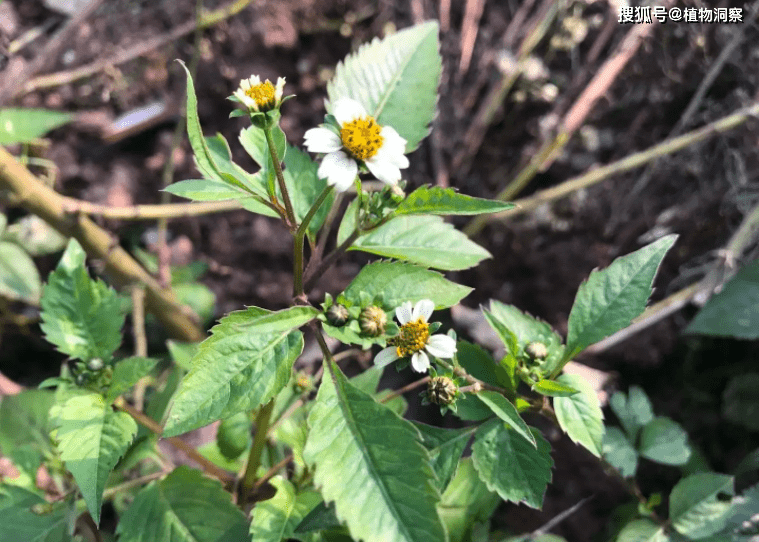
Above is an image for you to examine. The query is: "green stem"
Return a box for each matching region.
[263,125,296,229]
[240,400,275,500]
[294,185,333,298]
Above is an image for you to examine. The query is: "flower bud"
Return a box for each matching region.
[525,341,548,361]
[326,304,349,326]
[87,358,104,371]
[389,184,405,204]
[427,376,458,405]
[359,306,387,337]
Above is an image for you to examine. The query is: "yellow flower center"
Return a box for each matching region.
[394,318,430,358]
[245,81,276,110]
[340,116,384,161]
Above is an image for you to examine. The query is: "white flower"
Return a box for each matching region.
[303,98,409,192]
[233,75,285,112]
[374,299,457,373]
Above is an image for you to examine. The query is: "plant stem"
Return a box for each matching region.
[264,125,296,229]
[303,229,360,291]
[294,185,333,298]
[240,400,275,500]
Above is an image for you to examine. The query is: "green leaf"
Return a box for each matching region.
[686,260,759,339]
[412,422,474,492]
[615,519,669,542]
[609,386,654,441]
[164,179,251,200]
[231,305,319,334]
[456,341,514,394]
[205,133,268,195]
[0,390,55,463]
[638,417,691,466]
[722,373,759,431]
[396,186,514,216]
[341,260,472,310]
[173,282,216,326]
[483,301,564,376]
[250,476,321,542]
[49,392,137,524]
[532,379,579,397]
[471,420,553,508]
[2,215,68,256]
[477,391,535,448]
[438,458,499,542]
[603,427,638,477]
[0,486,69,542]
[40,239,124,362]
[116,466,249,542]
[164,307,303,437]
[348,215,491,271]
[216,411,251,460]
[669,473,734,539]
[327,21,441,152]
[294,501,342,534]
[0,241,41,304]
[553,374,604,457]
[0,108,72,144]
[565,235,677,361]
[239,124,286,173]
[105,356,158,404]
[166,340,199,372]
[283,145,334,239]
[303,361,446,542]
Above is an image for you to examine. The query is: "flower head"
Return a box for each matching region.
[233,75,286,113]
[303,98,409,192]
[374,299,456,373]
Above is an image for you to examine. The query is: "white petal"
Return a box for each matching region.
[411,351,430,373]
[380,125,407,151]
[304,127,342,153]
[396,301,413,325]
[375,347,400,368]
[275,77,286,101]
[333,98,367,125]
[412,299,434,322]
[425,334,457,359]
[376,146,409,169]
[318,151,357,192]
[364,157,401,186]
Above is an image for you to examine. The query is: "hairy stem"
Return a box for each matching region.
[264,125,296,229]
[294,185,333,299]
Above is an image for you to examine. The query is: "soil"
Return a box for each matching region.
[2,0,759,540]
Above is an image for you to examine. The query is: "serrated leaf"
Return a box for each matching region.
[348,215,491,271]
[553,374,604,457]
[2,215,68,256]
[0,108,72,144]
[438,458,499,542]
[0,241,41,304]
[565,235,677,361]
[477,391,535,448]
[341,260,472,310]
[686,260,759,339]
[49,392,137,524]
[610,386,654,441]
[328,21,441,152]
[164,307,304,437]
[164,179,278,218]
[0,486,69,542]
[670,473,734,539]
[303,361,446,542]
[471,419,553,508]
[532,379,579,397]
[722,373,759,431]
[0,390,55,462]
[412,422,475,492]
[483,301,564,376]
[603,427,638,477]
[456,341,514,394]
[615,519,669,542]
[105,356,158,404]
[39,239,124,362]
[250,476,321,542]
[396,186,514,216]
[295,501,342,534]
[216,411,251,460]
[638,417,691,466]
[232,305,319,334]
[116,466,248,542]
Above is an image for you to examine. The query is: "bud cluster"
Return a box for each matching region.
[72,357,113,390]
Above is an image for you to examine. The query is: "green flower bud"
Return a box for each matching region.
[359,306,387,337]
[87,358,104,371]
[326,303,350,326]
[427,376,458,405]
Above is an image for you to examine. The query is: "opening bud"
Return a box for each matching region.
[427,376,458,405]
[326,303,350,326]
[359,306,387,337]
[525,341,548,361]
